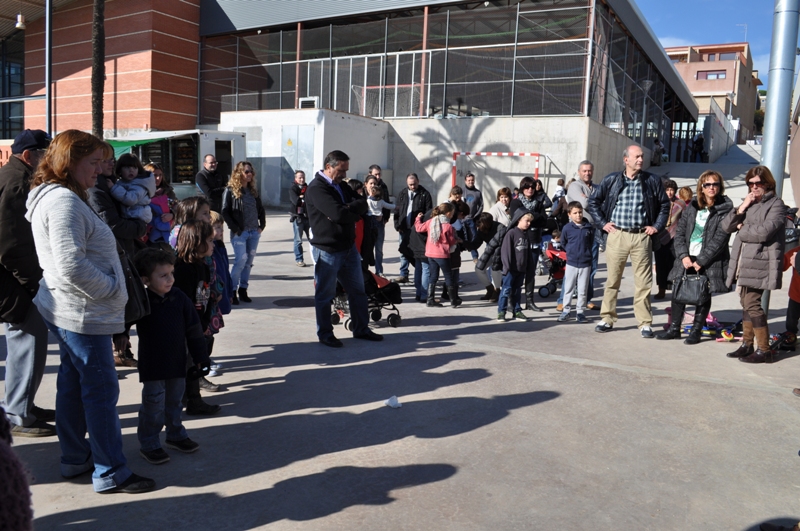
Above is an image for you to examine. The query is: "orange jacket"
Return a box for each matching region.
[783,246,800,302]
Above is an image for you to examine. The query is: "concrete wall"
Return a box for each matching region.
[699,114,731,164]
[386,116,598,206]
[219,109,388,206]
[585,118,651,181]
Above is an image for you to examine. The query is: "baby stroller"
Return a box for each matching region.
[538,243,566,298]
[331,265,403,329]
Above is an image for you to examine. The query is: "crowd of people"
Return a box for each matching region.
[0,128,797,509]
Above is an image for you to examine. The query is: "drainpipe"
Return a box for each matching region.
[760,0,799,315]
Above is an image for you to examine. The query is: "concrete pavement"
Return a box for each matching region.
[3,207,800,530]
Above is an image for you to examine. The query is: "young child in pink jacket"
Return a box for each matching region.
[415,202,461,307]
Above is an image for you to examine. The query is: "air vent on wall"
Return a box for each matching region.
[299,97,319,109]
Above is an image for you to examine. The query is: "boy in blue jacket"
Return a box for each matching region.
[133,248,210,465]
[559,202,595,323]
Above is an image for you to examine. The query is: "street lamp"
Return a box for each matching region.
[640,80,654,147]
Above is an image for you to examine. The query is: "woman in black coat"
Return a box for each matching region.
[657,171,733,344]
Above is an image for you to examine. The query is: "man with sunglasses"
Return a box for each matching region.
[0,129,56,437]
[587,145,670,338]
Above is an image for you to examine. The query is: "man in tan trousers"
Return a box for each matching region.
[586,145,670,338]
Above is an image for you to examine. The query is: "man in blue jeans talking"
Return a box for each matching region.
[305,150,383,348]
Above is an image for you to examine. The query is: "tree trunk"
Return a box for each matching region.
[91,0,105,139]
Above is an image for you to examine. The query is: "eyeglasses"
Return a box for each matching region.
[747,180,764,188]
[702,182,720,189]
[244,170,254,175]
[521,184,533,190]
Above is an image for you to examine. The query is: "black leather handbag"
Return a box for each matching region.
[117,242,150,325]
[673,271,711,306]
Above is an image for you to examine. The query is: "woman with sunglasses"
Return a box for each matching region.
[657,171,732,344]
[222,161,265,304]
[723,165,787,362]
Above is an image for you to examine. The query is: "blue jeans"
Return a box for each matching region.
[293,217,310,263]
[427,257,453,289]
[231,229,261,290]
[414,258,430,299]
[138,378,188,451]
[2,303,49,427]
[314,245,370,340]
[44,319,131,492]
[498,272,525,314]
[399,231,410,278]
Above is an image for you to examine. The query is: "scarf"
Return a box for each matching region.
[430,214,450,242]
[519,195,537,212]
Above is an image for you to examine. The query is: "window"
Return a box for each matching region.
[719,52,737,61]
[697,70,726,80]
[707,54,715,61]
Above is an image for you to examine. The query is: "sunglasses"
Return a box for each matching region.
[244,170,254,175]
[747,180,764,188]
[702,182,720,189]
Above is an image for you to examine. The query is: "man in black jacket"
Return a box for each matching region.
[0,129,55,437]
[195,154,227,213]
[393,173,433,283]
[306,150,383,348]
[587,145,670,338]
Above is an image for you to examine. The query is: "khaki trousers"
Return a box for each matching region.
[600,230,653,327]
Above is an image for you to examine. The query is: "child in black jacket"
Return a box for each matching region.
[133,248,209,464]
[497,209,533,322]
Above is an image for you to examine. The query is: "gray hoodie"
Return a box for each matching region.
[26,183,127,335]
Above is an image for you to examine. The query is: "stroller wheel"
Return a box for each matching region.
[387,314,401,327]
[343,318,352,331]
[370,309,382,322]
[331,312,341,325]
[538,286,550,298]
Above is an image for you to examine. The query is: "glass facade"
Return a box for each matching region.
[199,0,685,144]
[1,31,25,138]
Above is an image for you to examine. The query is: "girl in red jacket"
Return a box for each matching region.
[415,203,460,307]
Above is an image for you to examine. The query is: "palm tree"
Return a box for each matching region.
[91,0,104,138]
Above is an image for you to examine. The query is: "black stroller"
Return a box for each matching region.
[331,265,403,329]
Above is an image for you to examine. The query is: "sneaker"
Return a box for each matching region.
[140,447,170,465]
[296,261,306,267]
[496,312,506,322]
[208,369,220,377]
[210,363,222,370]
[32,405,56,422]
[199,377,221,392]
[165,437,200,453]
[392,276,409,283]
[10,419,56,438]
[557,311,570,322]
[100,473,156,494]
[556,304,564,312]
[185,399,221,416]
[641,326,654,339]
[595,321,613,333]
[513,311,529,321]
[576,313,588,323]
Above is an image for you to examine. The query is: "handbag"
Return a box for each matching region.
[673,271,711,306]
[116,241,150,324]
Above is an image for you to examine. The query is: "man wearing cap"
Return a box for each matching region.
[0,129,56,437]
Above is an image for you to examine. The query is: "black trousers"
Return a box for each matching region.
[654,240,674,289]
[787,299,800,334]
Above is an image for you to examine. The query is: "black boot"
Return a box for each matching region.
[238,288,252,303]
[449,286,461,308]
[656,322,682,340]
[480,285,494,301]
[684,308,708,345]
[441,284,449,301]
[525,294,543,312]
[231,291,239,305]
[427,284,443,307]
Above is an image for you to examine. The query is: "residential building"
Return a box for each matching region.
[665,43,762,143]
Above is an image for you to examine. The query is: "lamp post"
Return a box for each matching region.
[640,80,653,148]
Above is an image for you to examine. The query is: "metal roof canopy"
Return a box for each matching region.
[0,0,74,40]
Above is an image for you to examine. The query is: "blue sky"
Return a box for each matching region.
[636,0,778,90]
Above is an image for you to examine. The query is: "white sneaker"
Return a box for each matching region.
[210,363,222,370]
[208,369,220,377]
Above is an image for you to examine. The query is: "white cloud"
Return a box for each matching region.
[659,36,693,49]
